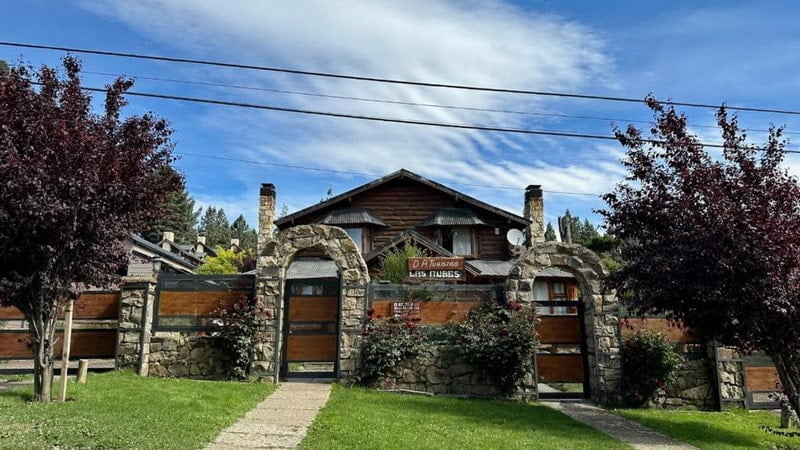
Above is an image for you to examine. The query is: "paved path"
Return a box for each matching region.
[543,401,698,450]
[205,381,332,450]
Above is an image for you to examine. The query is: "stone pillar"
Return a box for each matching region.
[254,183,281,381]
[523,185,544,248]
[257,183,276,254]
[116,277,156,372]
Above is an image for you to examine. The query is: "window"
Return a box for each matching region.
[533,280,578,315]
[441,227,473,256]
[343,227,370,253]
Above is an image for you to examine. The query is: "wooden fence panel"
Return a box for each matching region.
[156,290,245,316]
[0,291,119,320]
[537,354,584,383]
[0,329,117,359]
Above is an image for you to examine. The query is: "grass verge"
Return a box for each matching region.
[617,408,800,449]
[0,370,274,449]
[301,386,631,449]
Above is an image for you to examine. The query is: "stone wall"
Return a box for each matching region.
[653,343,716,409]
[375,346,535,399]
[716,346,745,408]
[147,332,225,379]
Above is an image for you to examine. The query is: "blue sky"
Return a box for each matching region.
[3,1,800,232]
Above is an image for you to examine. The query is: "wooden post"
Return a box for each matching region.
[77,359,89,384]
[59,299,74,402]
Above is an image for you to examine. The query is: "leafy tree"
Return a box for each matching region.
[600,96,800,418]
[0,57,181,401]
[0,60,8,74]
[197,248,255,274]
[230,214,257,252]
[140,188,200,244]
[199,206,230,248]
[544,222,557,241]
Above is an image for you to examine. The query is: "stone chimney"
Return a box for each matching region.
[258,183,277,252]
[230,238,240,251]
[161,231,175,250]
[523,185,544,247]
[196,234,206,245]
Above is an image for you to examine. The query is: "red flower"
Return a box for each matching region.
[405,322,417,330]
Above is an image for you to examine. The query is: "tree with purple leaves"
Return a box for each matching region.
[0,57,182,401]
[601,96,800,418]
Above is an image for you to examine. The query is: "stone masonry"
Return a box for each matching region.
[506,242,623,404]
[116,278,156,374]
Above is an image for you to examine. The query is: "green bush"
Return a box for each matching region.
[357,313,427,384]
[449,298,537,396]
[622,329,683,406]
[377,242,426,283]
[211,296,270,379]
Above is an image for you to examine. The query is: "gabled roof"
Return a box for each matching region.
[275,169,528,227]
[130,234,197,273]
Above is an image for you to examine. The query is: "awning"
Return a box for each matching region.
[286,258,339,279]
[420,208,487,226]
[316,208,390,227]
[466,259,575,279]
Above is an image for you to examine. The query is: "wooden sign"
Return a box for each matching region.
[406,257,465,281]
[391,301,421,320]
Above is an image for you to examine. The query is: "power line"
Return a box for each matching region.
[175,152,602,196]
[64,84,800,153]
[82,70,800,137]
[5,41,800,116]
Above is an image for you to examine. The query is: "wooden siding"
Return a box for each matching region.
[538,316,581,344]
[371,300,478,324]
[157,290,246,316]
[288,297,337,322]
[286,335,337,362]
[0,292,119,320]
[0,329,117,359]
[284,178,516,260]
[745,366,781,391]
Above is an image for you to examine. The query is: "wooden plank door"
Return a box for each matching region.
[281,279,339,378]
[534,300,589,399]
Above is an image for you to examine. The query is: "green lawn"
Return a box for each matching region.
[301,386,631,449]
[0,370,275,449]
[618,408,800,449]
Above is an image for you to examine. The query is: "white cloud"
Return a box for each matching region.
[77,0,622,220]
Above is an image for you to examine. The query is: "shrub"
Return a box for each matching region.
[449,298,537,396]
[621,329,683,406]
[358,312,426,384]
[211,296,271,379]
[377,242,426,283]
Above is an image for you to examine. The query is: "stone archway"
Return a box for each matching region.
[253,224,369,382]
[506,242,622,404]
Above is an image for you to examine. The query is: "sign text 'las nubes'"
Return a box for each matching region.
[406,257,465,281]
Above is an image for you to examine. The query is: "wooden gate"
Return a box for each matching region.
[743,353,781,410]
[281,279,339,378]
[534,300,588,399]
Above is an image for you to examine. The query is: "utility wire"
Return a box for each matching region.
[81,70,800,137]
[66,84,800,153]
[175,152,602,196]
[5,41,800,116]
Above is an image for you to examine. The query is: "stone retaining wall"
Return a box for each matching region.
[147,332,225,379]
[375,346,535,399]
[653,343,715,409]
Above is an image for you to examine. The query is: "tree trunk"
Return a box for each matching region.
[31,311,58,402]
[772,352,800,426]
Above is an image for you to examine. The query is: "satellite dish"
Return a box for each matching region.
[506,229,525,247]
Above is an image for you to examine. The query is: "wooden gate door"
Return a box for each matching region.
[281,279,340,378]
[534,300,589,399]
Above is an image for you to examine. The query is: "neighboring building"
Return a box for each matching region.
[273,169,578,307]
[124,232,209,277]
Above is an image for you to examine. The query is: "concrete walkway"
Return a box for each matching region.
[543,401,698,450]
[205,381,331,450]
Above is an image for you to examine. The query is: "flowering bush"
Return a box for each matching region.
[449,298,537,396]
[621,329,683,406]
[211,296,271,379]
[357,309,427,384]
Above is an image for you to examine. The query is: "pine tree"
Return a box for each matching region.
[230,214,257,252]
[200,207,231,248]
[141,188,200,244]
[544,222,557,241]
